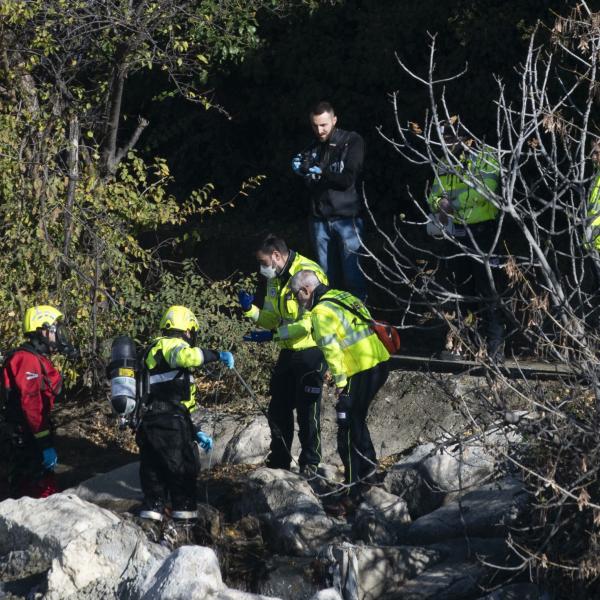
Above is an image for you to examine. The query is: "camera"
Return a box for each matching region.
[299,150,318,176]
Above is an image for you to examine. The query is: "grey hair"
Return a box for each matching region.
[290,270,321,294]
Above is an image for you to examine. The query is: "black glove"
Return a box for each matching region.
[335,393,352,427]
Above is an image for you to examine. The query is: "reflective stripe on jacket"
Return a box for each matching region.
[244,252,328,351]
[428,148,500,225]
[310,289,389,388]
[145,336,204,413]
[588,172,600,250]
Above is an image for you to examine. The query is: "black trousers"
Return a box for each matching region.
[267,346,325,470]
[338,360,389,496]
[445,220,505,355]
[136,411,199,511]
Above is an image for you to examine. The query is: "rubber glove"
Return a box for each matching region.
[42,447,58,470]
[219,351,235,369]
[238,290,254,312]
[196,431,213,452]
[307,165,322,180]
[243,331,274,343]
[291,154,302,174]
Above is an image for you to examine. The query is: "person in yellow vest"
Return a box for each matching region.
[587,143,600,251]
[239,235,328,474]
[289,269,390,506]
[137,305,234,523]
[427,120,504,360]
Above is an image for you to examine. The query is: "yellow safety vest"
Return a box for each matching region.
[310,289,389,389]
[428,148,500,225]
[588,171,600,250]
[145,336,206,413]
[244,252,328,351]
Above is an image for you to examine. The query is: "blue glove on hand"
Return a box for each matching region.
[238,290,254,312]
[42,447,58,470]
[291,154,302,174]
[243,330,274,343]
[196,431,213,453]
[218,351,235,369]
[307,165,322,180]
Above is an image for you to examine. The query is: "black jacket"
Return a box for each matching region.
[304,128,364,219]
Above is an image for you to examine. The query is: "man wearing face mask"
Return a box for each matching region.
[239,235,328,474]
[1,305,77,498]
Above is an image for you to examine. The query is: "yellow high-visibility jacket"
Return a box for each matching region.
[588,171,600,250]
[244,251,328,351]
[145,336,208,413]
[310,288,389,389]
[427,148,500,225]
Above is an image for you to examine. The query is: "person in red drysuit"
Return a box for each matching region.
[1,305,76,498]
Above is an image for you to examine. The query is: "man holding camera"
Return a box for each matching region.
[292,101,367,300]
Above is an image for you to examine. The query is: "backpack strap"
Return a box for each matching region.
[317,296,372,325]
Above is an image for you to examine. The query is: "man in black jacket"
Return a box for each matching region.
[292,101,367,300]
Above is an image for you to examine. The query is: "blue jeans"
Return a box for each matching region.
[309,217,367,300]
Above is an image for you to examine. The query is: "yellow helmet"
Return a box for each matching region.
[159,305,199,333]
[23,305,64,334]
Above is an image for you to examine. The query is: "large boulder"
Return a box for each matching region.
[404,477,528,545]
[384,429,518,518]
[234,467,348,556]
[129,545,224,599]
[352,487,411,545]
[296,371,487,467]
[256,556,324,599]
[329,538,513,600]
[222,416,271,465]
[0,493,168,600]
[388,538,513,600]
[310,590,343,600]
[327,542,442,600]
[68,461,142,512]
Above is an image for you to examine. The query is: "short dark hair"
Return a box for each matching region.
[310,101,335,117]
[257,234,288,255]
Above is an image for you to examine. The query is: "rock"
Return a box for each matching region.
[131,545,224,599]
[256,556,322,599]
[384,429,518,518]
[304,371,489,467]
[234,467,348,556]
[191,411,250,469]
[0,493,168,600]
[310,590,343,600]
[383,538,513,600]
[353,487,411,545]
[475,583,541,599]
[196,502,222,542]
[68,461,142,512]
[389,560,488,600]
[404,477,527,545]
[328,542,442,600]
[212,592,282,600]
[222,416,271,465]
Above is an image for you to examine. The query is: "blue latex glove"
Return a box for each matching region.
[196,431,213,453]
[42,447,58,470]
[218,351,235,369]
[307,165,322,180]
[238,290,254,312]
[291,154,302,174]
[243,330,274,343]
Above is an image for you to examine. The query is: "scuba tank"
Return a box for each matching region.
[107,336,139,427]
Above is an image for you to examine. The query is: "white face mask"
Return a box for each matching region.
[260,263,278,279]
